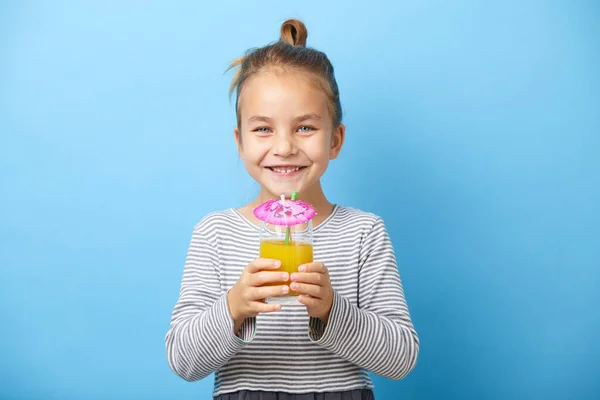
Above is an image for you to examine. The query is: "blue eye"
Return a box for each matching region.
[297,126,314,133]
[253,127,272,134]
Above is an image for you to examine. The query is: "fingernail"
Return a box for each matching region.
[281,285,289,294]
[290,282,298,290]
[281,273,289,281]
[290,273,297,281]
[273,260,281,267]
[298,265,306,272]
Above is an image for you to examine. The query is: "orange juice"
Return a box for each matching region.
[259,239,313,296]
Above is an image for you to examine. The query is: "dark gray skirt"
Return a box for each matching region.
[214,389,375,400]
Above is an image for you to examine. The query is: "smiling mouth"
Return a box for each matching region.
[266,166,307,175]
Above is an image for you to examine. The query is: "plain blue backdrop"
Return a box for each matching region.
[1,1,599,399]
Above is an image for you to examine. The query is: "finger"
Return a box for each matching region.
[298,262,327,274]
[290,282,322,298]
[250,271,290,286]
[250,285,290,300]
[251,301,282,313]
[247,258,281,273]
[297,294,319,306]
[290,272,325,286]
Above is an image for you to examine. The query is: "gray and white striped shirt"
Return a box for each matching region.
[165,205,419,396]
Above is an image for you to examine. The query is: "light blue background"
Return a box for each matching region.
[1,1,599,399]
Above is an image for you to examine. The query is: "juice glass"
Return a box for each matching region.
[259,220,313,304]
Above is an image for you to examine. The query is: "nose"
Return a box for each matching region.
[272,132,296,157]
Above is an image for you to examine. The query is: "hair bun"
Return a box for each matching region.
[280,19,308,47]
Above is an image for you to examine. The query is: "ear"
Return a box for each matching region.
[234,126,242,155]
[329,123,345,160]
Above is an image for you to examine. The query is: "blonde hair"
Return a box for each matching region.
[227,19,342,127]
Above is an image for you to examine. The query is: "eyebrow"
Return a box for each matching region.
[247,113,322,124]
[296,113,322,122]
[248,116,272,123]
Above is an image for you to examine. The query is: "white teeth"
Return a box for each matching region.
[272,167,301,173]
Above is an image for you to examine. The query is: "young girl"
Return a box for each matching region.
[165,19,419,400]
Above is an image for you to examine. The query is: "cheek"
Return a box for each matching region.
[240,136,269,165]
[306,135,332,162]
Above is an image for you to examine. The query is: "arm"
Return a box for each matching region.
[308,218,419,380]
[165,222,256,381]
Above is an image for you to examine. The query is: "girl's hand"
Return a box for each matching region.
[290,262,334,324]
[228,258,289,332]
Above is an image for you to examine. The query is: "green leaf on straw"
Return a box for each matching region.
[284,190,298,245]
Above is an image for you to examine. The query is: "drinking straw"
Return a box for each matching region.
[284,190,298,245]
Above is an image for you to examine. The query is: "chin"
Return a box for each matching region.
[257,172,320,199]
[259,182,303,198]
[266,187,297,198]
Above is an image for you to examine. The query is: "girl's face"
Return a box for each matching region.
[234,70,344,200]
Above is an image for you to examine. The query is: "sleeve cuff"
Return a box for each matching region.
[308,290,348,347]
[217,293,256,348]
[235,317,256,343]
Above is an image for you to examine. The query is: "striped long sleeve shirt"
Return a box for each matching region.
[165,205,419,396]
